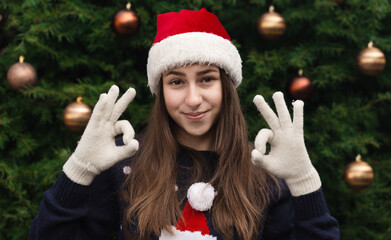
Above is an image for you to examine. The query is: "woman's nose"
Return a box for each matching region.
[185,85,202,108]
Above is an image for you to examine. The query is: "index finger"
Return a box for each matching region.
[108,87,136,122]
[253,95,280,130]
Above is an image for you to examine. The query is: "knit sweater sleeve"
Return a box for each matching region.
[292,189,340,239]
[262,182,340,240]
[28,169,121,240]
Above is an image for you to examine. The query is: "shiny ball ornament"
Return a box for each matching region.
[7,56,37,91]
[111,3,140,36]
[343,154,374,190]
[288,70,314,100]
[357,41,386,76]
[258,5,286,40]
[63,97,92,132]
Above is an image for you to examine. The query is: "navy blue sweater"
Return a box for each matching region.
[29,145,340,239]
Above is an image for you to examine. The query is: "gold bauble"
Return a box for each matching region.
[357,41,386,76]
[6,56,37,91]
[111,3,140,36]
[63,97,92,132]
[343,154,374,190]
[257,5,286,40]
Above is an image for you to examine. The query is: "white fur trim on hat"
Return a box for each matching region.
[159,226,217,240]
[147,32,242,94]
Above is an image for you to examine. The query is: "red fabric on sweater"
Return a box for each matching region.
[176,201,210,235]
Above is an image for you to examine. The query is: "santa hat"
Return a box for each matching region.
[147,8,242,94]
[159,183,217,239]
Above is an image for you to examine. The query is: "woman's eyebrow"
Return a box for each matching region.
[164,71,186,77]
[196,69,218,76]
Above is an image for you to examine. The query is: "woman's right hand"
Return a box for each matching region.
[63,85,139,186]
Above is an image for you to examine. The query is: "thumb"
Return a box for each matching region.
[251,149,264,167]
[115,139,139,160]
[251,150,276,173]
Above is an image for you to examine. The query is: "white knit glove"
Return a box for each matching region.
[63,85,139,186]
[251,92,321,196]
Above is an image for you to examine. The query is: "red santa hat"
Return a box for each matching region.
[159,183,217,239]
[147,8,242,94]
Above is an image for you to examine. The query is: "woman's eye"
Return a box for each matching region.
[170,79,182,85]
[202,77,214,83]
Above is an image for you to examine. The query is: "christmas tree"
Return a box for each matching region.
[1,0,391,239]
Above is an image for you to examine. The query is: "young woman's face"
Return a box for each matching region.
[162,64,222,150]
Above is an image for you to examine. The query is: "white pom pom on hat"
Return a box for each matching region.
[187,182,217,211]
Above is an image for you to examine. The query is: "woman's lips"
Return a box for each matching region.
[184,111,207,120]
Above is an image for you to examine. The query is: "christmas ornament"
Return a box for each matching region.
[357,41,386,76]
[343,154,374,190]
[288,69,314,100]
[257,5,286,40]
[6,56,37,91]
[111,2,140,36]
[63,97,92,132]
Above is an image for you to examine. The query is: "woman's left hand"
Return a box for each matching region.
[251,92,321,196]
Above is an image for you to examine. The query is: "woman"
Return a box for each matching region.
[29,8,340,240]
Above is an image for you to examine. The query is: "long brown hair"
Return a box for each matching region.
[122,69,280,239]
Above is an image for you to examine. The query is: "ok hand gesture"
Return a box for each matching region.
[251,92,321,196]
[63,85,139,186]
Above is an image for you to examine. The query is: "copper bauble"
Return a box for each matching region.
[357,41,386,76]
[63,97,92,132]
[112,3,140,36]
[288,70,314,100]
[7,56,37,91]
[343,155,374,190]
[258,6,286,40]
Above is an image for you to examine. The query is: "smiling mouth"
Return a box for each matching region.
[184,111,207,120]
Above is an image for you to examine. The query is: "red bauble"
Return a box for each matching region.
[111,3,140,36]
[288,70,314,100]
